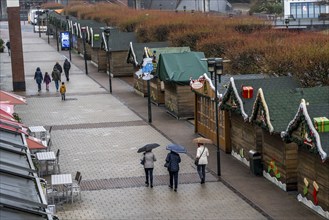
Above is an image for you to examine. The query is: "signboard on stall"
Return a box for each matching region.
[60,31,70,50]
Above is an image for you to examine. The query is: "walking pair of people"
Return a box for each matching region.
[141,143,209,191]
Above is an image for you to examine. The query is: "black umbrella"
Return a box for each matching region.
[137,143,160,153]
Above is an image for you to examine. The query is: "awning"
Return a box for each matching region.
[26,136,46,150]
[0,90,27,105]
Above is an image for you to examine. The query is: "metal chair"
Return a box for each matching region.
[71,175,82,202]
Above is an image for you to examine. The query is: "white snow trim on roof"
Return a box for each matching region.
[230,77,248,120]
[251,88,274,133]
[130,42,138,66]
[202,73,222,100]
[281,99,327,161]
[102,33,108,51]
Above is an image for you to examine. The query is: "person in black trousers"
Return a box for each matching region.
[165,151,181,192]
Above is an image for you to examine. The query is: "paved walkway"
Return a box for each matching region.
[0,21,324,220]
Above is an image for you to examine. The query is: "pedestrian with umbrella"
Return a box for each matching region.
[138,143,159,188]
[165,144,186,192]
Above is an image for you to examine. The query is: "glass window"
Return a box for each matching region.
[296,3,302,19]
[290,3,297,18]
[309,3,315,18]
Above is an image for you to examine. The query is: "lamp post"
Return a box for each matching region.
[37,6,41,38]
[103,27,112,93]
[81,27,88,75]
[66,15,72,61]
[202,57,225,177]
[141,58,154,123]
[46,10,49,44]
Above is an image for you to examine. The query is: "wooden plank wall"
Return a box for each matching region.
[165,83,194,119]
[298,147,329,211]
[110,51,134,77]
[134,74,148,97]
[230,114,257,160]
[263,133,298,191]
[97,50,107,72]
[150,78,165,105]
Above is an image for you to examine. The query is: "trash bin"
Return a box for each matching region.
[249,150,262,176]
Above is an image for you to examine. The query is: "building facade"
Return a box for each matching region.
[284,0,329,19]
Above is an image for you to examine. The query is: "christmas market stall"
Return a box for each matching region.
[146,47,191,105]
[126,42,169,97]
[190,74,232,152]
[157,51,208,119]
[219,76,299,167]
[281,87,329,218]
[87,22,108,72]
[249,87,315,191]
[106,31,137,77]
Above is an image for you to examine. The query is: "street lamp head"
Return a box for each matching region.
[214,58,223,75]
[81,26,86,32]
[66,15,69,20]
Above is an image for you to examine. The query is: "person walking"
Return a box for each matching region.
[6,41,10,56]
[43,72,51,91]
[54,62,63,74]
[165,151,181,192]
[196,143,209,184]
[63,59,71,81]
[59,82,66,101]
[142,149,156,188]
[51,66,61,92]
[34,67,43,92]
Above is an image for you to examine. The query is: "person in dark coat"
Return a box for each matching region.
[165,151,181,192]
[5,41,10,56]
[51,67,61,92]
[63,59,71,81]
[54,62,63,74]
[34,67,43,92]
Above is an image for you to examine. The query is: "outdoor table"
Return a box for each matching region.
[36,151,56,175]
[51,174,73,204]
[28,126,47,145]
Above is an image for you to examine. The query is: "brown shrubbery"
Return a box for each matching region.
[64,4,329,87]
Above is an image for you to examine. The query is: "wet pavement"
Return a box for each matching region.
[0,21,324,219]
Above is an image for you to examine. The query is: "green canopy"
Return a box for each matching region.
[157,52,208,85]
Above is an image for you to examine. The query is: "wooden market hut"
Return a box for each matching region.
[248,88,317,191]
[147,47,191,105]
[190,73,230,152]
[87,22,108,72]
[280,87,329,217]
[126,42,169,97]
[219,76,300,167]
[157,51,208,119]
[107,32,137,77]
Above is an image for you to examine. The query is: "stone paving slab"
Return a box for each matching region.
[15,95,141,126]
[59,183,266,220]
[50,126,193,179]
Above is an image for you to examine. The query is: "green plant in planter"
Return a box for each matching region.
[13,113,22,122]
[0,38,4,53]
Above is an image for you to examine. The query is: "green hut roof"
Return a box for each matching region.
[157,52,208,85]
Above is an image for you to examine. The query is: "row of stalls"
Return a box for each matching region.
[48,11,328,217]
[190,74,329,218]
[48,12,209,119]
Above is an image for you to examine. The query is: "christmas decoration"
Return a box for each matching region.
[281,99,327,161]
[242,86,253,99]
[313,117,329,132]
[313,181,319,205]
[303,178,309,196]
[268,160,281,179]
